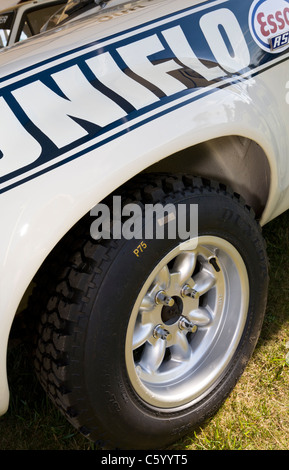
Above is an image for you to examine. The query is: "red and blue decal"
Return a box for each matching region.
[249,0,289,52]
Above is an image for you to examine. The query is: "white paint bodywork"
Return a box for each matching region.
[0,0,289,414]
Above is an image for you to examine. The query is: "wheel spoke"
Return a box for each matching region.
[170,331,191,362]
[154,265,170,290]
[172,252,197,285]
[192,270,216,296]
[188,307,212,326]
[132,322,154,350]
[140,295,155,311]
[139,340,166,373]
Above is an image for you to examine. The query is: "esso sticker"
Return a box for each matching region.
[249,0,289,53]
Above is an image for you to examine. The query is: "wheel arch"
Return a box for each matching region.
[145,135,271,220]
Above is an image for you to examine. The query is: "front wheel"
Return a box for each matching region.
[126,234,249,410]
[34,175,268,449]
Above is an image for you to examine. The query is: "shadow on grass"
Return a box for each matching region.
[260,209,289,345]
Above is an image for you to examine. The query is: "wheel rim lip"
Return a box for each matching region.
[125,236,249,410]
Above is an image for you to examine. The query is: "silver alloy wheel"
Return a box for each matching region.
[125,236,249,410]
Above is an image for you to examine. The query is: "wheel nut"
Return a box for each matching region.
[155,290,175,307]
[181,285,199,300]
[178,316,197,333]
[153,324,172,341]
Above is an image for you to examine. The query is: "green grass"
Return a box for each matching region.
[0,210,289,450]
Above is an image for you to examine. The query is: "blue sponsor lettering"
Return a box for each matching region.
[270,30,289,50]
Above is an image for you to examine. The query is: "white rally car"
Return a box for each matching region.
[0,0,288,450]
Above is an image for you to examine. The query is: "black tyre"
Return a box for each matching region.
[34,174,268,449]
